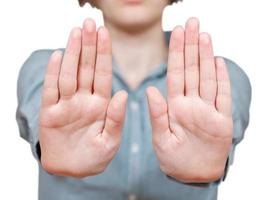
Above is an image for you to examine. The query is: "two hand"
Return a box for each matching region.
[146,18,233,183]
[40,17,233,182]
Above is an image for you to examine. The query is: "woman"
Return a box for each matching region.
[16,0,251,199]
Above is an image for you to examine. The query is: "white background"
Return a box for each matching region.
[0,0,264,199]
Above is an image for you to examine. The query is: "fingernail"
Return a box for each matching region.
[188,18,199,30]
[51,51,61,62]
[85,19,95,33]
[200,33,210,44]
[71,28,81,39]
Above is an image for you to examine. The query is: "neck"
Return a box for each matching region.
[104,19,168,90]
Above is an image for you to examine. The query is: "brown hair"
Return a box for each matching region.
[78,0,183,7]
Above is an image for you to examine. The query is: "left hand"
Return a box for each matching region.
[146,17,233,183]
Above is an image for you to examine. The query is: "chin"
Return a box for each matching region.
[115,17,157,33]
[111,10,160,33]
[101,1,164,33]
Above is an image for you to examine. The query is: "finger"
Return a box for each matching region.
[102,90,128,141]
[167,26,185,99]
[59,28,82,99]
[199,32,217,105]
[184,17,200,96]
[215,57,232,116]
[42,50,62,107]
[146,86,170,137]
[93,27,112,99]
[78,18,97,93]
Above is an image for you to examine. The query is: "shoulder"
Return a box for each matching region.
[219,56,252,121]
[19,48,64,74]
[219,56,251,95]
[18,48,64,83]
[221,57,250,85]
[17,49,64,98]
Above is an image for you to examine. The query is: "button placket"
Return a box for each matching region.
[127,97,142,195]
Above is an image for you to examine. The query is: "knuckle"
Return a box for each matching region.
[104,139,120,154]
[95,68,112,77]
[200,78,217,86]
[185,64,198,72]
[217,91,231,99]
[59,72,76,82]
[167,66,184,75]
[65,47,80,58]
[107,114,122,126]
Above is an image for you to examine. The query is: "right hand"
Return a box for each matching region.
[39,18,128,178]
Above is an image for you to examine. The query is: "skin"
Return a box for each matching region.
[98,0,169,89]
[39,0,233,182]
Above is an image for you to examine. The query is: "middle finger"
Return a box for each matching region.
[184,17,200,97]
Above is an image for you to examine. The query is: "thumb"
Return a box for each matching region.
[103,90,128,141]
[146,86,170,137]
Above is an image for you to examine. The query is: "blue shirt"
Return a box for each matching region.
[16,31,251,200]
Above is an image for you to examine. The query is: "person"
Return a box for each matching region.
[16,0,251,199]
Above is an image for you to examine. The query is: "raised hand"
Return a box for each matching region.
[146,18,233,183]
[39,18,128,178]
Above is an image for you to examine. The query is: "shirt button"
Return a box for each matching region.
[130,101,139,111]
[128,194,137,200]
[131,143,140,154]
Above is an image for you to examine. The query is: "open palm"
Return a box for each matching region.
[146,18,233,183]
[39,19,127,178]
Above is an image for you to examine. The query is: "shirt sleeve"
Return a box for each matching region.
[220,56,252,181]
[16,49,55,162]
